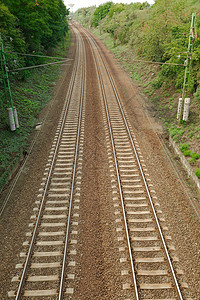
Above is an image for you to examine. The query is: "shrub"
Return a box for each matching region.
[190,152,200,160]
[183,150,191,156]
[195,168,200,179]
[179,143,189,152]
[194,86,200,103]
[189,158,197,165]
[169,127,179,138]
[91,2,113,27]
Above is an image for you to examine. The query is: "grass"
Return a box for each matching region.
[0,33,71,192]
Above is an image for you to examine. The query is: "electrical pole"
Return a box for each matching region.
[113,12,116,47]
[60,14,65,50]
[99,12,102,35]
[0,34,19,131]
[177,13,197,122]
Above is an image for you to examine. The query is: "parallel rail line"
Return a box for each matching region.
[7,22,190,299]
[80,25,186,299]
[8,27,86,299]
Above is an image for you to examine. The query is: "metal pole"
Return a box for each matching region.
[99,12,102,35]
[177,13,196,122]
[113,12,116,47]
[0,34,19,130]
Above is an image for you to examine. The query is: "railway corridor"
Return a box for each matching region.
[0,23,199,299]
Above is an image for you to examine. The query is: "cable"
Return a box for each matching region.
[5,51,72,61]
[8,60,70,72]
[5,51,183,67]
[129,58,184,67]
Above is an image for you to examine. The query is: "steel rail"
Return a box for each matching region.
[81,29,139,300]
[81,26,183,300]
[58,32,86,300]
[15,30,81,300]
[93,36,184,300]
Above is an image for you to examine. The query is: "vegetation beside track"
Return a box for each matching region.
[0,34,71,193]
[74,0,200,179]
[0,0,70,192]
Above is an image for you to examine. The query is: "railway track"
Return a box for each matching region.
[79,25,190,299]
[7,22,191,299]
[8,27,86,299]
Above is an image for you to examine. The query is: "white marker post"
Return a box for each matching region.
[183,98,190,121]
[7,108,16,131]
[177,98,183,120]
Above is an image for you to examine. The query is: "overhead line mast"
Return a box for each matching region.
[177,13,197,122]
[0,34,19,131]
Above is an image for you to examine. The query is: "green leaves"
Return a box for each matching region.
[179,143,190,152]
[108,3,126,18]
[1,0,69,53]
[0,0,70,90]
[0,2,25,53]
[91,2,113,27]
[195,168,200,178]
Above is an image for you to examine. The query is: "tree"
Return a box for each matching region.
[0,2,26,78]
[108,3,126,18]
[91,2,113,27]
[2,0,69,53]
[0,2,25,53]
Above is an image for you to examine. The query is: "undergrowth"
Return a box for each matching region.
[0,33,71,192]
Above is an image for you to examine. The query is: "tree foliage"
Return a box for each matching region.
[0,2,25,52]
[108,3,126,18]
[74,0,200,93]
[1,0,69,53]
[0,0,69,114]
[74,6,96,28]
[91,2,113,27]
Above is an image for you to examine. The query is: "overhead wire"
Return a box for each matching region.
[128,58,184,66]
[5,51,183,67]
[4,51,72,72]
[8,60,70,72]
[5,51,72,61]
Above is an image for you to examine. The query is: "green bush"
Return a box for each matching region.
[151,76,164,89]
[195,168,200,178]
[191,152,200,160]
[189,157,197,165]
[169,127,179,138]
[183,150,191,156]
[194,86,200,102]
[179,143,189,152]
[91,2,113,27]
[180,146,200,162]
